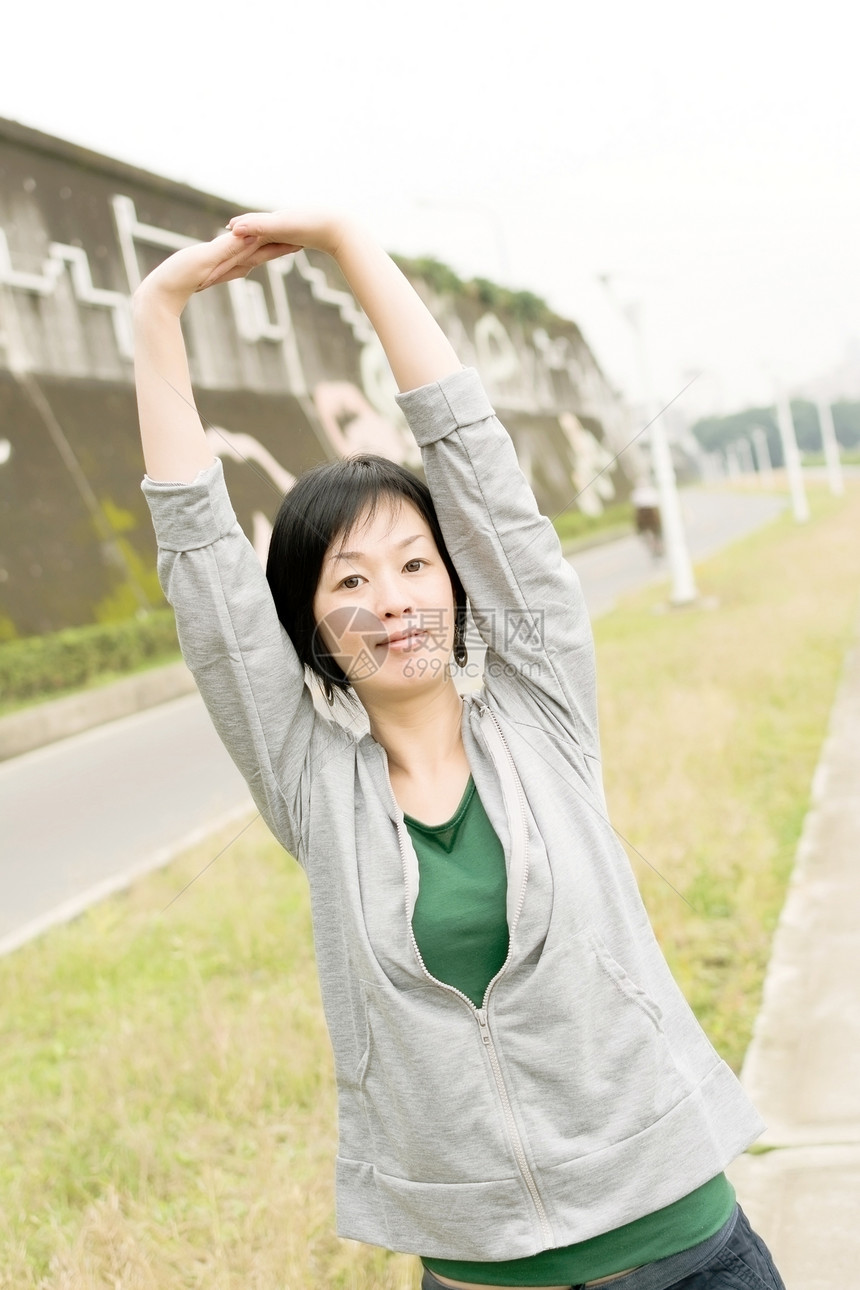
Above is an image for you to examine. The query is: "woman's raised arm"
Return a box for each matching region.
[133,232,299,481]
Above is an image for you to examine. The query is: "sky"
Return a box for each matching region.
[2,0,858,421]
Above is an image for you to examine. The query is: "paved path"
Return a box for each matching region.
[0,486,786,953]
[728,623,860,1288]
[0,697,253,953]
[570,486,786,616]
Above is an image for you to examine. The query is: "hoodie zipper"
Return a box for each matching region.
[383,705,553,1246]
[474,1006,551,1243]
[475,704,552,1244]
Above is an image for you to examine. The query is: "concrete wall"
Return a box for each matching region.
[0,116,632,637]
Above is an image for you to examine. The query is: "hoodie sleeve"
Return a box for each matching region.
[141,458,341,858]
[396,368,599,757]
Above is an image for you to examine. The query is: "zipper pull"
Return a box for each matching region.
[476,1010,491,1044]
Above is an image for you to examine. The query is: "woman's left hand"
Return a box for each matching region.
[134,230,301,315]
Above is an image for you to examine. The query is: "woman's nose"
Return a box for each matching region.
[380,599,414,619]
[374,575,413,619]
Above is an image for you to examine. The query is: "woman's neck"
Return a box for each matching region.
[365,679,465,781]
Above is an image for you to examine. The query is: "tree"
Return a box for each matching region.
[691,401,860,465]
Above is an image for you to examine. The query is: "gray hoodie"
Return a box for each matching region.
[143,367,763,1261]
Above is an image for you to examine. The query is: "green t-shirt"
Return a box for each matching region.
[407,777,509,1007]
[405,778,734,1286]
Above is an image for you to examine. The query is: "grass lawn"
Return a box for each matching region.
[1,483,858,1289]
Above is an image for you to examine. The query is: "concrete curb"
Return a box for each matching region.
[730,1145,860,1287]
[0,661,197,762]
[738,628,860,1141]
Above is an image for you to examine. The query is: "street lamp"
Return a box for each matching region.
[751,427,774,484]
[600,282,697,606]
[817,401,844,497]
[775,393,810,523]
[734,439,756,476]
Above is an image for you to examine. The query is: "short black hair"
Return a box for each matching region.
[266,454,467,702]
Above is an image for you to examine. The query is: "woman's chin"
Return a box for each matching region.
[354,650,455,698]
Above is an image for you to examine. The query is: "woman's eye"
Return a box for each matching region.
[339,575,362,590]
[404,559,425,573]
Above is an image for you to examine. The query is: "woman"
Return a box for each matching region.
[134,213,784,1290]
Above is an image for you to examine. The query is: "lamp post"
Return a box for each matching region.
[751,426,774,485]
[776,394,810,522]
[735,438,756,477]
[618,297,697,606]
[725,444,741,478]
[817,401,844,497]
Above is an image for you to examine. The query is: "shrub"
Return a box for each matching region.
[0,611,179,706]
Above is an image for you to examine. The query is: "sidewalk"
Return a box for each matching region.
[728,620,860,1288]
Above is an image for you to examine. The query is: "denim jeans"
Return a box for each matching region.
[420,1205,786,1290]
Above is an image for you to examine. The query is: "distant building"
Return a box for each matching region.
[0,116,631,636]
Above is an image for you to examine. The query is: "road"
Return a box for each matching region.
[0,487,786,953]
[571,485,786,616]
[0,697,254,953]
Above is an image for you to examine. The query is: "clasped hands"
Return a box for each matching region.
[133,210,349,311]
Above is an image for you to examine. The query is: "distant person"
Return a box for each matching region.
[134,212,784,1290]
[630,478,664,558]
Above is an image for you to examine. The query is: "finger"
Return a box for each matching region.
[227,212,283,241]
[229,243,300,276]
[196,242,299,289]
[253,241,302,261]
[219,239,298,271]
[227,212,263,235]
[216,230,262,256]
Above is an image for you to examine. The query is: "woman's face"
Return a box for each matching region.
[312,498,457,698]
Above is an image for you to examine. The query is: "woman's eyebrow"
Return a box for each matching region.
[329,534,426,564]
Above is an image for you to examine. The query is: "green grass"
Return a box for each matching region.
[801,450,860,466]
[595,484,860,1062]
[0,483,858,1287]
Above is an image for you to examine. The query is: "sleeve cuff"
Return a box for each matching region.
[141,457,238,552]
[395,368,495,446]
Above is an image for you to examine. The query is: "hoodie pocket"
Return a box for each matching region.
[353,978,517,1184]
[492,927,692,1167]
[589,932,664,1029]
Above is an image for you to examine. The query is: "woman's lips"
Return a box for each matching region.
[381,630,427,651]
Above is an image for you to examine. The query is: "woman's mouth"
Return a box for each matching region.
[382,629,427,651]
